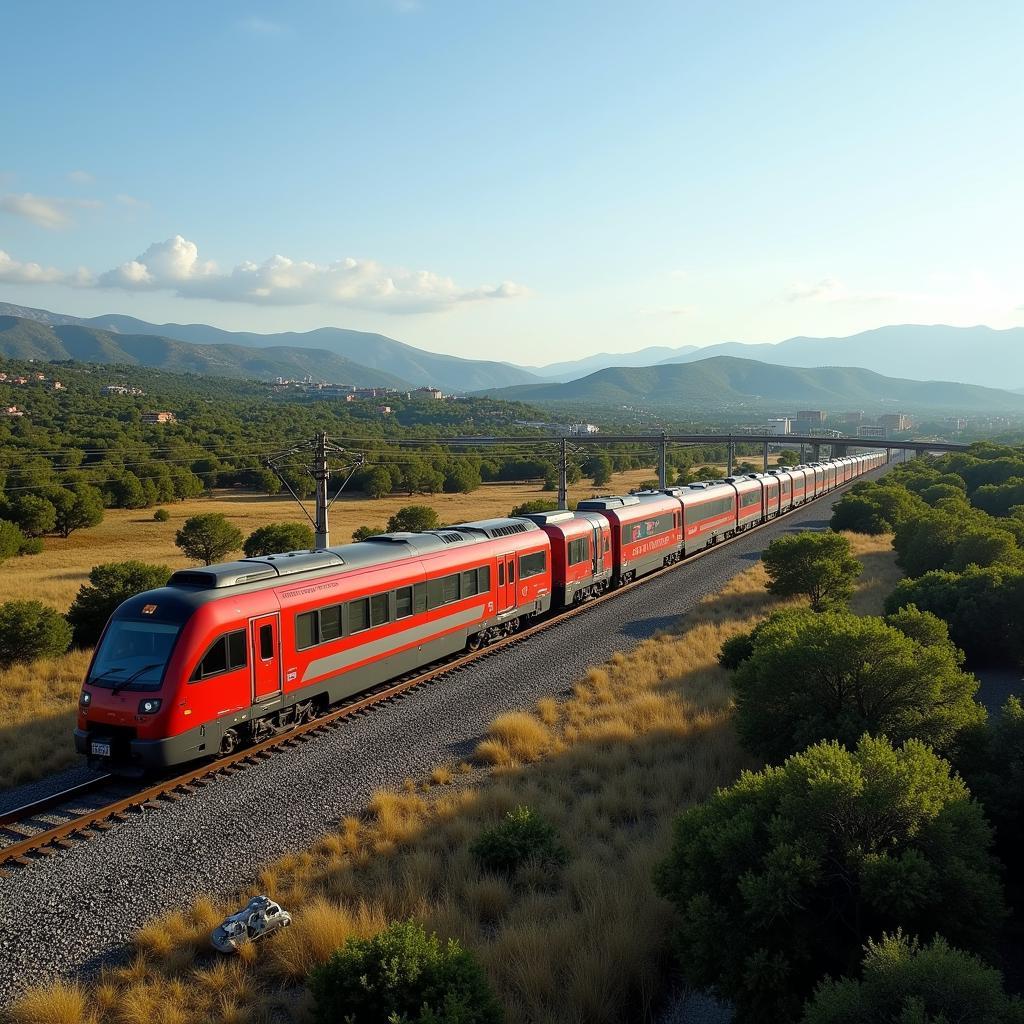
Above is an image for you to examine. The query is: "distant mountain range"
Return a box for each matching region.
[479,356,1024,413]
[0,302,540,392]
[0,315,410,388]
[521,325,1024,391]
[655,325,1024,393]
[2,300,1019,399]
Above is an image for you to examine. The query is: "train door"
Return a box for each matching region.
[250,612,282,702]
[497,554,516,614]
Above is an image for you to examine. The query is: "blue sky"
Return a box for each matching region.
[1,0,1022,364]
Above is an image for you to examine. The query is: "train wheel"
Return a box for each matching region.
[218,728,240,757]
[467,634,482,652]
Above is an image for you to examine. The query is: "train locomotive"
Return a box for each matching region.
[76,452,885,772]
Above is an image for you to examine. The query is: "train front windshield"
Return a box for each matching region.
[88,620,182,691]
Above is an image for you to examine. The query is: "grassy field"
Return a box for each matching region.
[8,535,898,1024]
[18,470,657,613]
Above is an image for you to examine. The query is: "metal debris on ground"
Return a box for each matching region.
[210,895,292,953]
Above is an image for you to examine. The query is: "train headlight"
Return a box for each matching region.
[138,698,162,715]
[80,691,91,706]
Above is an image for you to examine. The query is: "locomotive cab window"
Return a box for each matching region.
[190,629,247,681]
[519,550,546,579]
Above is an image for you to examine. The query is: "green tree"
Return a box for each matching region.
[363,465,394,500]
[920,482,967,506]
[309,920,502,1024]
[66,561,173,647]
[761,531,862,611]
[47,486,104,538]
[0,600,72,666]
[109,471,148,509]
[587,453,613,487]
[243,522,315,557]
[776,449,799,466]
[470,806,568,875]
[8,494,56,537]
[0,520,27,562]
[947,527,1021,571]
[175,513,243,565]
[830,483,925,535]
[387,505,440,533]
[654,736,1006,1024]
[444,462,482,494]
[731,608,985,764]
[802,932,1024,1024]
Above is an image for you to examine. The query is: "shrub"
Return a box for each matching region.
[802,932,1024,1024]
[731,607,984,764]
[387,505,440,533]
[444,463,482,494]
[19,536,44,555]
[470,806,568,875]
[175,513,243,565]
[510,499,558,517]
[352,524,386,542]
[309,920,502,1024]
[761,530,862,611]
[0,601,72,667]
[66,561,173,647]
[885,565,1024,667]
[654,735,1006,1024]
[0,520,27,562]
[717,628,758,670]
[153,507,170,522]
[243,521,315,557]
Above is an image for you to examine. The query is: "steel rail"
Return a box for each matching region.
[0,471,876,874]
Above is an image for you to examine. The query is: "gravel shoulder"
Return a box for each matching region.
[0,484,869,1007]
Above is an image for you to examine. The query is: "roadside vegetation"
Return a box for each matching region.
[5,532,897,1023]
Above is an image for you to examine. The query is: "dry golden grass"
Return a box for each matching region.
[7,535,899,1024]
[0,649,90,789]
[17,470,656,612]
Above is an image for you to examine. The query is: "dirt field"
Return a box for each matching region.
[18,470,656,613]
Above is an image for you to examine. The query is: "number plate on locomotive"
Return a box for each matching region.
[91,741,111,757]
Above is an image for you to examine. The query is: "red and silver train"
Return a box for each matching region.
[76,452,885,771]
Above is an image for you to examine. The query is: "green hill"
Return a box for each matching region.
[0,316,409,388]
[0,302,541,392]
[479,355,1024,412]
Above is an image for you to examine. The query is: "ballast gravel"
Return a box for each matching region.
[0,484,872,1006]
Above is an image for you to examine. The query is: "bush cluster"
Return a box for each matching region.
[470,806,568,876]
[309,921,502,1024]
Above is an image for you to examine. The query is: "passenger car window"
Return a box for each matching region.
[519,551,546,579]
[349,598,370,633]
[370,594,389,627]
[295,611,317,650]
[320,604,342,642]
[396,586,413,618]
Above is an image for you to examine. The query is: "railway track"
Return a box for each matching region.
[0,478,871,876]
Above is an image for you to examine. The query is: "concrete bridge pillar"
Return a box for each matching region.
[763,439,770,473]
[811,443,821,461]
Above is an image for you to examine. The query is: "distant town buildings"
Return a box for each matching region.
[878,413,913,432]
[3,405,24,417]
[412,386,444,401]
[843,411,864,425]
[856,424,888,440]
[766,417,791,435]
[101,384,146,396]
[568,422,600,435]
[142,411,177,424]
[797,410,827,425]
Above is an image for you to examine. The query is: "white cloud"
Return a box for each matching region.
[3,234,525,314]
[0,250,93,286]
[0,193,71,229]
[114,193,147,208]
[0,192,102,229]
[67,169,95,185]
